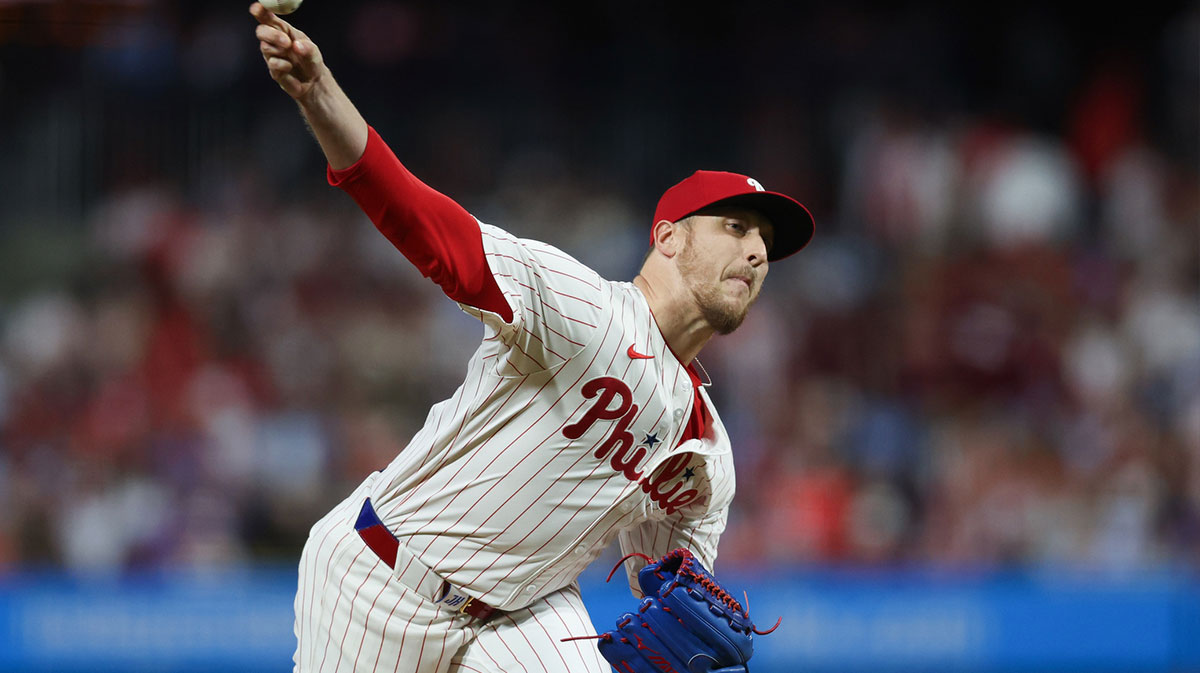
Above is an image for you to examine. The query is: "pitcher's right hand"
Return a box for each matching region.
[250,2,328,102]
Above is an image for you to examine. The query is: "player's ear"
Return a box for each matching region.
[652,219,684,258]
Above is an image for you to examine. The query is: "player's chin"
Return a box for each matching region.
[704,300,750,335]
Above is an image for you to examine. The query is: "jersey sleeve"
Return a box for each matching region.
[617,446,736,597]
[617,506,727,598]
[462,224,605,376]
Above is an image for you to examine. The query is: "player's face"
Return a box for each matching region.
[676,208,772,334]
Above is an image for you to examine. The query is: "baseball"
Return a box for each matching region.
[260,0,302,15]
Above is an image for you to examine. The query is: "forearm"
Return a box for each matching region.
[251,3,364,167]
[297,75,369,171]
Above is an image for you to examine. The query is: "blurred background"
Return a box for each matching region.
[0,0,1197,671]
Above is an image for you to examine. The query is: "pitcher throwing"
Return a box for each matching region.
[250,4,815,671]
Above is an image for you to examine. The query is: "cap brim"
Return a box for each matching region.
[696,192,815,261]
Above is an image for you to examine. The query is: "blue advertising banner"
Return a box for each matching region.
[0,565,1196,672]
[0,568,296,672]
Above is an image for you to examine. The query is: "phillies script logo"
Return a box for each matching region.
[563,377,700,514]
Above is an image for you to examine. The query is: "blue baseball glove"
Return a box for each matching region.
[595,548,779,673]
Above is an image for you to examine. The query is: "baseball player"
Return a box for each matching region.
[250,4,814,672]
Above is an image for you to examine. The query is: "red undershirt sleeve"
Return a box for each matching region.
[326,126,513,322]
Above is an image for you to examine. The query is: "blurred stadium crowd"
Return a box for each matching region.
[0,2,1196,576]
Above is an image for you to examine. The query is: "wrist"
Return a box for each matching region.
[296,67,337,110]
[295,71,369,170]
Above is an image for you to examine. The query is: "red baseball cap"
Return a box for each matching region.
[652,170,815,261]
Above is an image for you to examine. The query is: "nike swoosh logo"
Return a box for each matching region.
[627,344,653,360]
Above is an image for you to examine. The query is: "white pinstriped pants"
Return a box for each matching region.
[292,478,609,672]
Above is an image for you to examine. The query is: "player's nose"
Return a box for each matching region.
[745,231,768,267]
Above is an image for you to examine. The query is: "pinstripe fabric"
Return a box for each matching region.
[450,584,608,672]
[294,476,609,672]
[294,222,736,670]
[365,224,735,611]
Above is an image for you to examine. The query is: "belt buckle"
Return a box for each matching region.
[458,596,475,614]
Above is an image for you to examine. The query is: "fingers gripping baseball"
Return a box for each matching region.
[250,3,325,100]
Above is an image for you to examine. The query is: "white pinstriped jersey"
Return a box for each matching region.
[364,222,735,611]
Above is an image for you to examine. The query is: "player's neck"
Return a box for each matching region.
[632,274,715,364]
